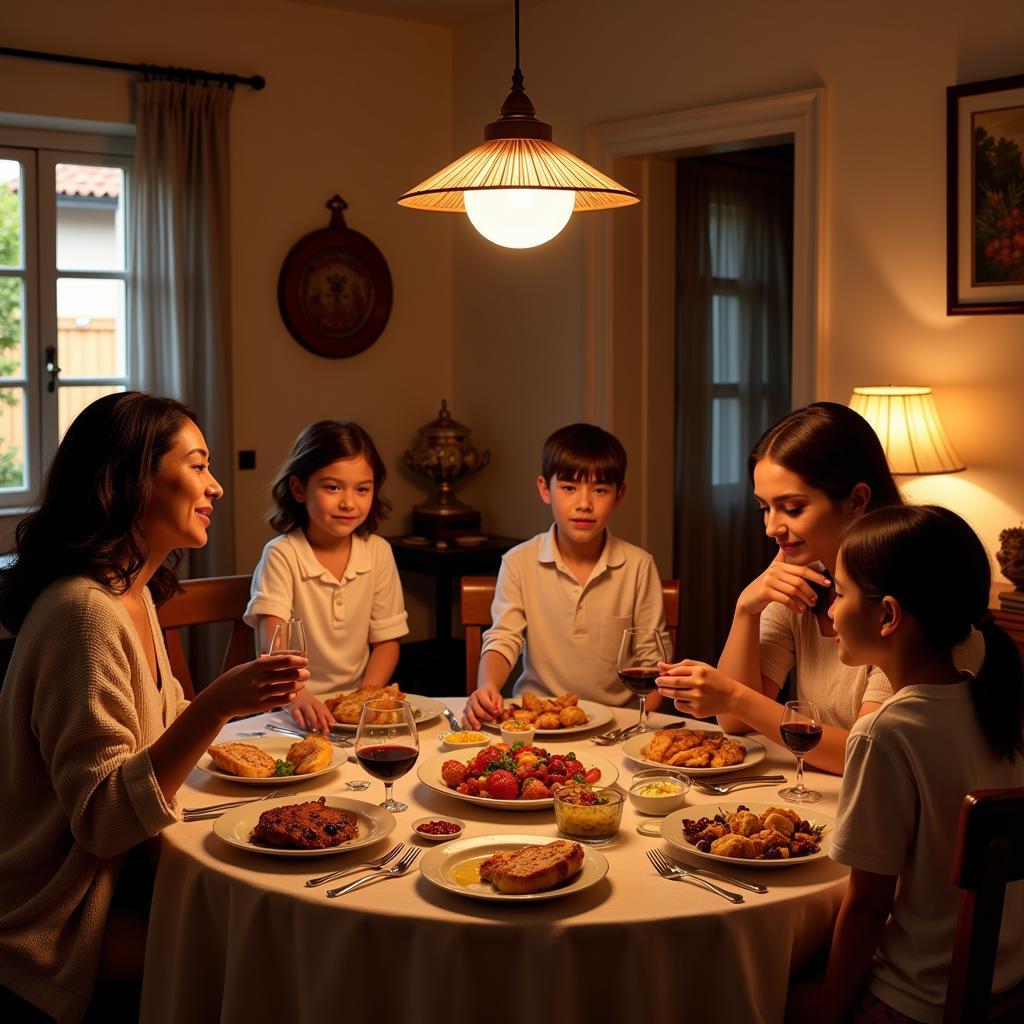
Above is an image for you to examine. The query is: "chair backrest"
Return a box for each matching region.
[460,576,680,695]
[156,575,254,699]
[944,786,1024,1024]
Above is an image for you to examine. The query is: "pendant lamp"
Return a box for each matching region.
[397,0,640,249]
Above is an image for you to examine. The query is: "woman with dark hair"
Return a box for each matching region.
[244,419,408,733]
[656,402,982,774]
[814,505,1024,1021]
[0,392,308,1023]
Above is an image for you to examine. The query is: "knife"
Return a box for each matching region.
[265,723,353,747]
[441,705,461,732]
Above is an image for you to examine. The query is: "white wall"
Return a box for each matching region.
[450,0,1024,579]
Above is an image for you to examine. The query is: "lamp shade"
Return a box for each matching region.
[849,386,965,475]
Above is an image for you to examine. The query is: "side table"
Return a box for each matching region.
[388,535,520,692]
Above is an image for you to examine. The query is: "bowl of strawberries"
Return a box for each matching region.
[417,743,617,810]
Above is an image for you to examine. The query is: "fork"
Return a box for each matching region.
[305,844,405,887]
[266,723,353,747]
[690,775,786,796]
[646,849,744,903]
[592,721,644,745]
[649,851,768,894]
[182,788,300,819]
[326,848,421,897]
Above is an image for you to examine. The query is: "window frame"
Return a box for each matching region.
[0,123,134,514]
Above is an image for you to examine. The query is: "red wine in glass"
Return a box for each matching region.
[356,744,418,782]
[618,667,660,696]
[780,722,823,756]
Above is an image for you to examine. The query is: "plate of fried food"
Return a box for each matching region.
[483,693,614,735]
[660,802,832,868]
[324,683,444,731]
[621,727,767,776]
[419,834,609,901]
[201,735,341,785]
[213,795,396,858]
[417,744,618,810]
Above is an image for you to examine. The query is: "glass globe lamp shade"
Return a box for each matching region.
[464,188,575,249]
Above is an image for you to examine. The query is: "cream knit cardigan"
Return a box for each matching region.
[0,577,184,1023]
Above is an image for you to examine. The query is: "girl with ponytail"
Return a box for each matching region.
[814,504,1024,1023]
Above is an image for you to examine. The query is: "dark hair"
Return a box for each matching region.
[269,420,390,535]
[0,392,195,632]
[541,423,627,490]
[749,402,903,509]
[840,504,1024,763]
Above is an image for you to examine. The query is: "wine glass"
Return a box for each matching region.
[264,619,307,658]
[617,627,668,733]
[354,698,419,812]
[778,700,823,804]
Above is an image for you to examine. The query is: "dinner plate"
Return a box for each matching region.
[621,728,767,776]
[329,693,445,732]
[481,698,614,736]
[660,802,833,868]
[419,834,609,901]
[212,795,396,858]
[199,736,342,785]
[417,749,619,810]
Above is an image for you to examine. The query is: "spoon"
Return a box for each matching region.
[339,780,371,791]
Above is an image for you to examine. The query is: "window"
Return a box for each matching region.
[0,127,132,508]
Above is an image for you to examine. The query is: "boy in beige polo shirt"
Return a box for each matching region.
[464,424,670,728]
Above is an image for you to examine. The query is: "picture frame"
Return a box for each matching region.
[278,195,392,357]
[947,73,1024,315]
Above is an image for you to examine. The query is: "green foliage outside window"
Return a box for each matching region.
[0,181,24,486]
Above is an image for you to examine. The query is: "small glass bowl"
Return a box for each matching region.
[499,721,537,747]
[553,784,624,843]
[628,770,691,815]
[439,731,490,752]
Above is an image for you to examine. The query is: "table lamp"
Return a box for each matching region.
[848,386,965,475]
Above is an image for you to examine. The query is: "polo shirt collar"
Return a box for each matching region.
[537,524,626,577]
[287,529,372,582]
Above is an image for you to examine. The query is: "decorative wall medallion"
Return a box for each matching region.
[277,195,393,357]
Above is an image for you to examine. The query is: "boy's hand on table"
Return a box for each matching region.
[463,686,503,729]
[289,689,335,734]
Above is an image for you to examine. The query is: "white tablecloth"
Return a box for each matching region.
[141,701,846,1024]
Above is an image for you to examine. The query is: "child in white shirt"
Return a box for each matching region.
[464,423,669,727]
[814,505,1024,1023]
[245,420,408,733]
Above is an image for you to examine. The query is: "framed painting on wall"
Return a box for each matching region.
[947,72,1024,314]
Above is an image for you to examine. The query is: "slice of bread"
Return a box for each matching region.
[479,840,585,895]
[286,735,332,775]
[207,742,276,779]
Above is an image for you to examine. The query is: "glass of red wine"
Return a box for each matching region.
[778,700,823,804]
[354,698,419,812]
[617,627,669,734]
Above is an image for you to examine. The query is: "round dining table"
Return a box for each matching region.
[140,699,847,1024]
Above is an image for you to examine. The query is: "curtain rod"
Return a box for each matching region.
[0,46,266,91]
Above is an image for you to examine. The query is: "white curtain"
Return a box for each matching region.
[129,78,235,582]
[674,154,792,664]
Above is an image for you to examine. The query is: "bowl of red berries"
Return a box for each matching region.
[411,816,466,842]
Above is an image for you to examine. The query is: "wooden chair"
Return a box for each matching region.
[460,576,680,695]
[944,787,1024,1023]
[156,575,254,699]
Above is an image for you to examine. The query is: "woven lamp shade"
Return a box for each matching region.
[849,386,965,475]
[398,137,640,213]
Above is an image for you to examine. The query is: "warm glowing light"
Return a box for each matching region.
[849,386,965,475]
[464,188,575,249]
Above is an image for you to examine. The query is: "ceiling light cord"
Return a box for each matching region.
[514,0,521,82]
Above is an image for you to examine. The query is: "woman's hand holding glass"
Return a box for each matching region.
[655,659,741,718]
[259,619,332,732]
[736,550,832,617]
[197,655,309,720]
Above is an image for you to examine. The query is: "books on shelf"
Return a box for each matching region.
[998,589,1024,613]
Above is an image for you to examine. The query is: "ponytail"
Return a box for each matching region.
[971,614,1024,762]
[841,505,1024,763]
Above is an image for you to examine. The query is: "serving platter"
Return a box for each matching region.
[212,795,396,858]
[660,802,833,869]
[621,729,767,776]
[199,736,342,785]
[329,693,445,732]
[419,834,609,901]
[481,698,614,737]
[416,750,618,811]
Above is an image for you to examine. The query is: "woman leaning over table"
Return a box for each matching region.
[0,392,308,1024]
[656,402,982,775]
